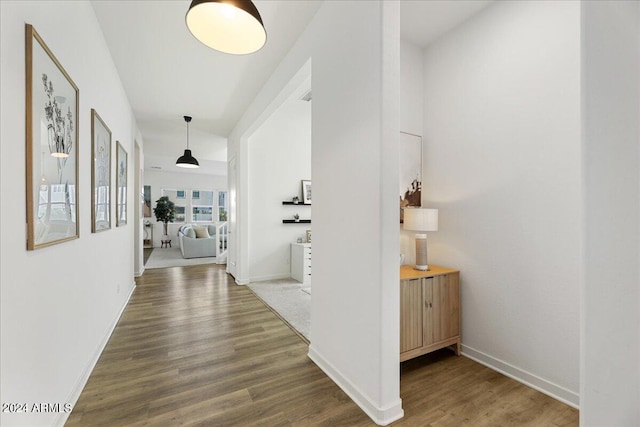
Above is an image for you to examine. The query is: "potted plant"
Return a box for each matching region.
[153,196,176,237]
[294,213,300,223]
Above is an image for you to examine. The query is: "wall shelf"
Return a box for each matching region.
[282,201,311,205]
[282,219,311,224]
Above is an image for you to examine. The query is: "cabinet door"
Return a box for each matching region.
[431,273,460,343]
[400,279,423,353]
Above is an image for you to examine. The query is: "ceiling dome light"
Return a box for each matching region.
[176,116,199,169]
[186,0,267,55]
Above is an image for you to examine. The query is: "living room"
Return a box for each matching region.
[1,1,638,427]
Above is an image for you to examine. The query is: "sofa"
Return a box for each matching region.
[177,224,219,259]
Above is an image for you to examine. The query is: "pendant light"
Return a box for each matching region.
[176,116,199,169]
[185,0,267,55]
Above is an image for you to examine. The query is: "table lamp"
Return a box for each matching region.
[403,208,438,271]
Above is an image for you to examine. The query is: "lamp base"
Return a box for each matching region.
[414,233,430,272]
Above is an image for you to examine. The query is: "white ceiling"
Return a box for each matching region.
[401,0,493,48]
[91,0,492,175]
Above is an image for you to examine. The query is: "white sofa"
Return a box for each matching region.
[177,224,218,259]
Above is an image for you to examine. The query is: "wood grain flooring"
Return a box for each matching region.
[66,264,578,426]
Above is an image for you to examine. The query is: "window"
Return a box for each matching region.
[192,190,214,222]
[161,188,227,223]
[162,189,187,223]
[218,191,228,221]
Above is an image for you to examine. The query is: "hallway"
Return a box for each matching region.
[67,264,577,426]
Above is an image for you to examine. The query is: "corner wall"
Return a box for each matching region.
[248,100,311,282]
[422,1,581,405]
[581,1,640,424]
[228,1,402,424]
[0,2,140,425]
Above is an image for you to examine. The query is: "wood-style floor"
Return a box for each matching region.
[66,264,578,426]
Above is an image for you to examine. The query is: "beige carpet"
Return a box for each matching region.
[248,279,310,341]
[144,248,217,269]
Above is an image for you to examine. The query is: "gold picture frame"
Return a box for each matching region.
[91,109,112,232]
[116,141,128,227]
[25,24,79,250]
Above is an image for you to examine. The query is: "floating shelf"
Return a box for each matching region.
[282,219,311,224]
[282,201,311,205]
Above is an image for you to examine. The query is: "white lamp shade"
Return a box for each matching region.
[186,0,267,55]
[403,208,438,232]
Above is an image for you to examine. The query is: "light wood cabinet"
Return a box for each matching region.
[400,265,460,362]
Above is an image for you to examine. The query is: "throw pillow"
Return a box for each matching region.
[184,227,196,239]
[193,225,210,239]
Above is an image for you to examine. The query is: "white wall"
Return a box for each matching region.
[0,1,140,426]
[248,100,311,282]
[400,40,424,264]
[143,169,227,248]
[422,1,581,405]
[581,1,640,425]
[228,1,402,424]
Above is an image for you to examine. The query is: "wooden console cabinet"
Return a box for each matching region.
[400,265,460,362]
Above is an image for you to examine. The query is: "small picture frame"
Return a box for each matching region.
[306,229,312,244]
[91,109,112,233]
[302,180,312,204]
[116,141,127,227]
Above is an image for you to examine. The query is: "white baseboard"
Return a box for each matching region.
[249,273,293,283]
[54,283,136,427]
[135,266,144,277]
[308,345,404,426]
[461,344,580,409]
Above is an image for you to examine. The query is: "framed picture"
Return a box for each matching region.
[25,24,79,250]
[399,132,422,222]
[91,109,112,232]
[143,185,152,217]
[116,141,127,226]
[302,180,312,204]
[306,229,312,244]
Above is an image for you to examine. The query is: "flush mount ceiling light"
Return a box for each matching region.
[185,0,267,55]
[176,116,199,169]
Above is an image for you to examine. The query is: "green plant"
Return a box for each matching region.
[153,196,175,235]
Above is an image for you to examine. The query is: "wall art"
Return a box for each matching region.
[91,109,111,232]
[25,24,79,250]
[302,180,312,204]
[116,141,127,226]
[399,132,422,223]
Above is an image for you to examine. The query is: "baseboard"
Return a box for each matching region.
[135,266,144,277]
[307,345,404,426]
[54,283,136,427]
[249,273,293,283]
[461,344,580,409]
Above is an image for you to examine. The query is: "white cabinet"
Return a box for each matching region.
[291,243,311,285]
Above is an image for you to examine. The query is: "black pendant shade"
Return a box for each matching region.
[185,0,267,55]
[176,149,199,168]
[176,116,199,169]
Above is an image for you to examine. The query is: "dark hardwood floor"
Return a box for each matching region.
[66,264,578,426]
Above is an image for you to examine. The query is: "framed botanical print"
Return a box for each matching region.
[399,132,422,223]
[25,24,79,250]
[302,180,312,204]
[116,141,127,226]
[91,109,111,232]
